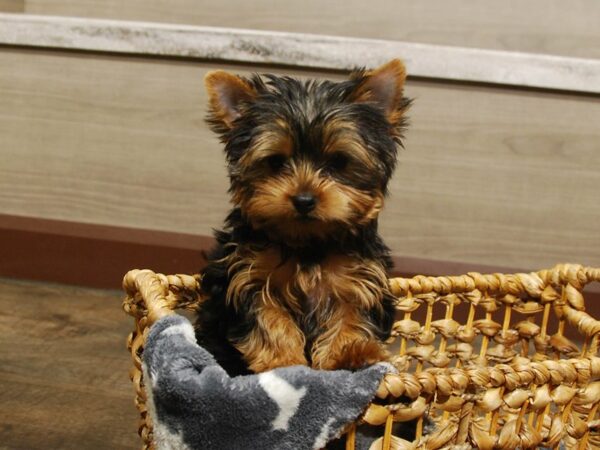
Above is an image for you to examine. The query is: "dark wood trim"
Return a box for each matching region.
[1,214,598,299]
[0,213,212,249]
[391,255,521,279]
[0,214,208,290]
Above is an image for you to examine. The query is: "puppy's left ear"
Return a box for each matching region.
[204,71,257,133]
[350,59,409,127]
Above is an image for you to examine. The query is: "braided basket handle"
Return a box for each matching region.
[122,269,204,449]
[123,269,203,324]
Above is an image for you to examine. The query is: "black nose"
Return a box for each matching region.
[292,192,316,214]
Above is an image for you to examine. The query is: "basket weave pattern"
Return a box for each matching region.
[123,264,600,449]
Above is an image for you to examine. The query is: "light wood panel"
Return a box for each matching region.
[0,48,226,234]
[388,83,600,269]
[0,47,599,270]
[0,0,23,13]
[22,0,600,59]
[0,278,137,449]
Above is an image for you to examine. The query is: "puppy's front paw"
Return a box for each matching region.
[315,339,389,370]
[248,352,308,373]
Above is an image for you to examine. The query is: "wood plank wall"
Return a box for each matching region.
[0,1,599,286]
[0,0,23,13]
[15,0,600,59]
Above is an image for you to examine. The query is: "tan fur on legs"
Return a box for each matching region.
[311,304,389,370]
[235,300,307,372]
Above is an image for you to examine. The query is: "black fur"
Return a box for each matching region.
[210,74,410,196]
[196,69,410,375]
[196,209,397,375]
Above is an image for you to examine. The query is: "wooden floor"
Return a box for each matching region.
[0,278,139,449]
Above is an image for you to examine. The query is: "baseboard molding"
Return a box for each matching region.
[0,214,208,290]
[1,214,598,303]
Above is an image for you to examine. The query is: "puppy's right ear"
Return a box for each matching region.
[349,59,408,129]
[204,71,256,133]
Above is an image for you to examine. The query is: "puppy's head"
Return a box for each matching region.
[205,60,410,244]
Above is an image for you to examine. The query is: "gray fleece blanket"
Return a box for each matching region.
[142,315,394,450]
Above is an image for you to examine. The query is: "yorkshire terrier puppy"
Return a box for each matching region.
[195,59,410,375]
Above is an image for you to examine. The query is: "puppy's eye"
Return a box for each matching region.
[265,154,287,171]
[328,152,349,171]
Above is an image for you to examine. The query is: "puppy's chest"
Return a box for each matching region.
[236,247,381,311]
[261,252,342,307]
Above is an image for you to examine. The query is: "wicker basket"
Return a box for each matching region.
[123,263,600,449]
